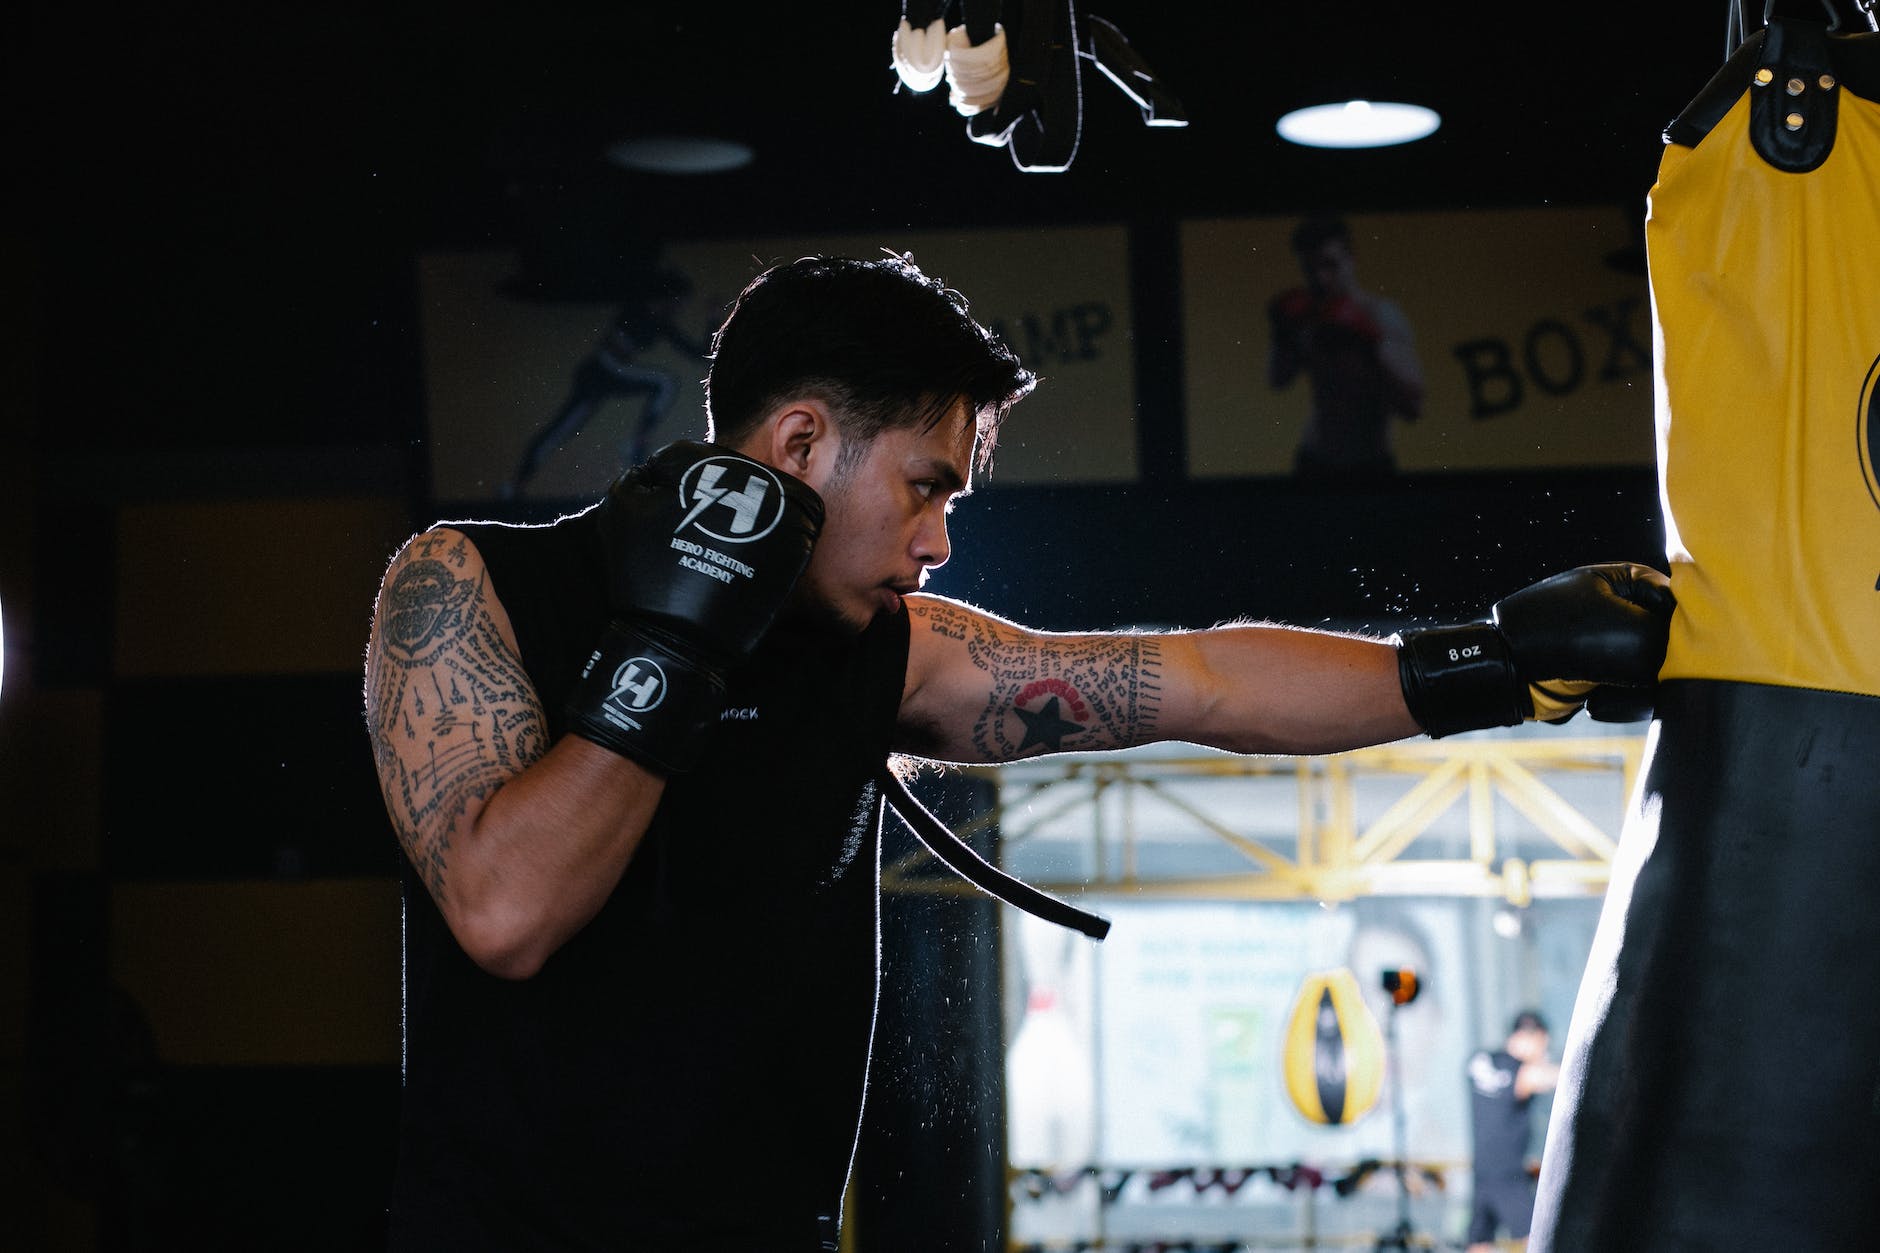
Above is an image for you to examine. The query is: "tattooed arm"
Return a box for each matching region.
[363,528,666,979]
[895,594,1420,763]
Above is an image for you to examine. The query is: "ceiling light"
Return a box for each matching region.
[606,135,755,175]
[1276,100,1441,149]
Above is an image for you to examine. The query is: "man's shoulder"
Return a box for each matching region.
[901,594,1026,684]
[434,507,598,558]
[904,593,1022,638]
[434,501,600,538]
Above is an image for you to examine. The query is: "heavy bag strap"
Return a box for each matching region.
[1672,7,1880,158]
[877,763,1112,941]
[1747,16,1841,172]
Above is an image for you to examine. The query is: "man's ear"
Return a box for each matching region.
[754,398,837,484]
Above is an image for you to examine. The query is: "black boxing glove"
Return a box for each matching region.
[565,441,824,771]
[1393,563,1675,739]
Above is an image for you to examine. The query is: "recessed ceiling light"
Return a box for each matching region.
[606,135,755,174]
[1276,100,1441,149]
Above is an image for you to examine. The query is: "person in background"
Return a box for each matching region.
[1267,215,1426,481]
[1466,1010,1560,1251]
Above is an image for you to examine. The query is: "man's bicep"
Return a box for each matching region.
[896,596,1166,763]
[364,529,550,905]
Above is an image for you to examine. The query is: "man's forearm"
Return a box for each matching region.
[433,737,665,979]
[1167,626,1420,756]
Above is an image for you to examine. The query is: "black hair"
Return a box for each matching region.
[1291,214,1353,256]
[1511,1009,1549,1035]
[703,252,1036,472]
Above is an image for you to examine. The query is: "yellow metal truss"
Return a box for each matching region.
[883,735,1644,904]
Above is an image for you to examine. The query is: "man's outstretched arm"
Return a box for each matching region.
[895,597,1412,761]
[894,564,1674,764]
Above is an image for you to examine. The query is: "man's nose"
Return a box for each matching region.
[914,512,951,570]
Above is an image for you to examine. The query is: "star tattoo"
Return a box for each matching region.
[1014,695,1085,752]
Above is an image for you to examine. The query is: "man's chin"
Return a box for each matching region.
[778,590,876,638]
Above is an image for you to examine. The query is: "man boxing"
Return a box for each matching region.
[1466,1010,1560,1251]
[363,252,1672,1251]
[1268,214,1426,480]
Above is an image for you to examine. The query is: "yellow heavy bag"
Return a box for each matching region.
[1648,35,1880,695]
[1281,967,1384,1126]
[1530,14,1880,1252]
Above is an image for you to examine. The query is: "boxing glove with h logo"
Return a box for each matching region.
[566,441,824,772]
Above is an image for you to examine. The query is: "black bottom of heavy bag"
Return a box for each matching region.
[1531,680,1880,1253]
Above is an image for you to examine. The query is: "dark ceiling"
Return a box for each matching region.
[14,1,1815,451]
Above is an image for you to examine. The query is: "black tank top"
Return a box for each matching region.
[388,507,911,1252]
[1467,1049,1533,1180]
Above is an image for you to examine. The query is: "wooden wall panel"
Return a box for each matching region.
[113,497,413,678]
[0,688,102,871]
[110,879,400,1067]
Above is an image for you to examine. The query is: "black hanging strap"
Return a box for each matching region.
[877,764,1112,941]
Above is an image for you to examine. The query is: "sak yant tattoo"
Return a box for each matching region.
[923,602,1164,761]
[365,534,547,901]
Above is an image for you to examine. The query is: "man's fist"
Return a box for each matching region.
[1312,295,1382,347]
[1269,289,1383,353]
[1394,563,1675,739]
[596,440,824,664]
[1269,287,1315,327]
[566,441,824,772]
[1491,563,1673,688]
